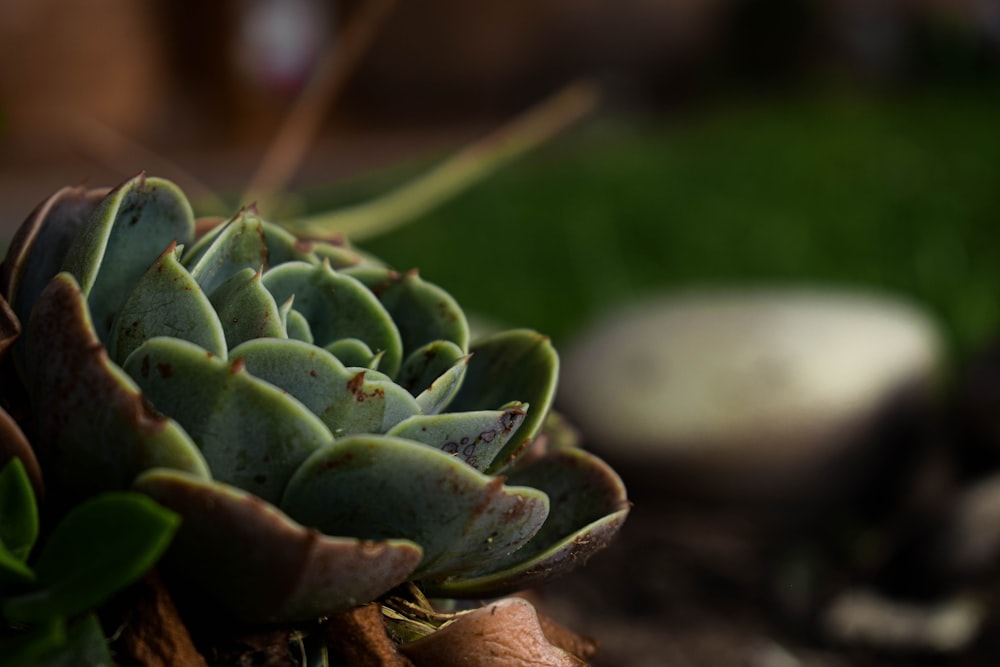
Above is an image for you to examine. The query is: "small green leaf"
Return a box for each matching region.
[386,405,527,472]
[3,186,109,330]
[0,546,35,587]
[2,493,179,623]
[39,613,112,667]
[448,330,559,473]
[281,435,549,579]
[396,340,466,397]
[178,213,228,268]
[0,617,66,667]
[0,458,38,563]
[124,337,333,503]
[109,242,227,364]
[311,240,370,269]
[345,267,469,358]
[260,219,319,266]
[231,338,420,437]
[61,175,196,344]
[262,261,403,377]
[209,267,285,348]
[424,448,629,598]
[281,298,314,343]
[325,337,377,369]
[414,355,469,415]
[187,210,270,296]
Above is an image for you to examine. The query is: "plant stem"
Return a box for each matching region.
[285,79,601,242]
[242,0,398,209]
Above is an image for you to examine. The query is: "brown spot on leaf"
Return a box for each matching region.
[156,362,173,379]
[229,358,246,374]
[347,371,366,399]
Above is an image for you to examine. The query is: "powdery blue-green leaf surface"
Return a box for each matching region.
[61,175,195,344]
[396,340,466,397]
[123,337,333,503]
[281,435,549,579]
[230,338,420,437]
[345,267,469,358]
[424,448,629,598]
[448,330,559,473]
[0,185,109,327]
[386,405,527,472]
[209,267,285,348]
[0,173,629,617]
[186,210,269,296]
[2,493,179,623]
[263,261,404,377]
[324,337,377,369]
[261,219,320,266]
[414,354,469,415]
[23,273,210,500]
[280,296,314,343]
[109,242,227,365]
[311,240,371,269]
[134,469,423,623]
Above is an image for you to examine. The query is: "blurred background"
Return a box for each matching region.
[4,0,1000,665]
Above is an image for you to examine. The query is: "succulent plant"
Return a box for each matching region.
[0,174,629,625]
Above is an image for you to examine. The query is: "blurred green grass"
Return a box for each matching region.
[331,86,1000,360]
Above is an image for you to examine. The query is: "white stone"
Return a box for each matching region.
[558,287,942,500]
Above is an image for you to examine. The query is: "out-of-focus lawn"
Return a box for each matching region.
[343,86,1000,359]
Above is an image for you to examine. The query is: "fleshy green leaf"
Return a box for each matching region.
[386,405,527,472]
[281,297,314,343]
[325,337,377,369]
[1,186,109,329]
[423,448,629,598]
[124,337,333,503]
[209,267,285,348]
[414,355,469,415]
[261,219,320,266]
[39,614,112,667]
[0,409,42,503]
[0,458,38,564]
[2,493,179,623]
[396,340,466,397]
[0,617,66,667]
[262,261,403,377]
[135,469,422,623]
[311,240,369,269]
[231,338,420,437]
[448,330,559,473]
[178,212,228,268]
[23,273,210,500]
[61,175,195,344]
[187,209,269,296]
[345,267,469,358]
[281,435,549,578]
[109,242,227,364]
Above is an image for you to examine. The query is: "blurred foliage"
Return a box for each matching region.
[305,86,1000,360]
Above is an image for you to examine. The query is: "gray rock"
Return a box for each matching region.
[558,287,942,504]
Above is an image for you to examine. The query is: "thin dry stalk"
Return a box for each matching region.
[242,0,398,208]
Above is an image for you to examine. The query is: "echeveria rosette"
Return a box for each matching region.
[0,174,629,623]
